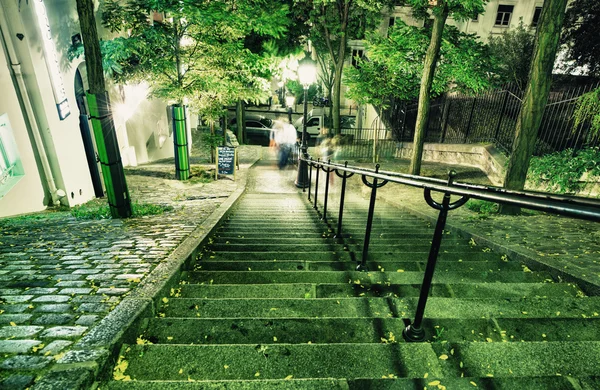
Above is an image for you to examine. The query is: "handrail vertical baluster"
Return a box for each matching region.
[322,161,333,222]
[334,162,353,240]
[403,171,468,342]
[308,158,313,202]
[357,164,388,271]
[313,159,320,210]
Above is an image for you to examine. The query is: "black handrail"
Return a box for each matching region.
[302,157,600,222]
[300,156,600,342]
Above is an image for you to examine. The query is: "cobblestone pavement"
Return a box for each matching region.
[0,146,261,389]
[313,156,600,294]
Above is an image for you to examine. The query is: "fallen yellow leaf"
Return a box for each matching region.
[284,375,293,380]
[439,354,449,360]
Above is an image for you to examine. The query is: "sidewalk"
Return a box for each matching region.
[0,146,261,389]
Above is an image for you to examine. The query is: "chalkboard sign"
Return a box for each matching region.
[217,146,236,176]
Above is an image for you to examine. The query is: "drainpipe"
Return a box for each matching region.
[0,9,64,205]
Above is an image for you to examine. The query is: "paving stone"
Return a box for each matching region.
[0,288,21,295]
[32,295,70,303]
[0,340,42,353]
[0,374,34,390]
[76,303,111,313]
[0,314,32,324]
[1,304,29,313]
[30,367,93,390]
[0,325,44,338]
[40,340,73,355]
[55,281,87,288]
[54,274,83,281]
[58,288,93,295]
[32,314,74,325]
[86,274,114,280]
[115,273,144,280]
[33,304,71,313]
[75,315,98,326]
[0,295,34,303]
[0,355,51,370]
[40,326,87,339]
[72,269,101,275]
[96,288,130,295]
[26,288,58,295]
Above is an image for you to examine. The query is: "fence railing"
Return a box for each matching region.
[382,82,600,156]
[301,155,600,342]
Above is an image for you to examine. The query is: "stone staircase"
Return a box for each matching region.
[101,161,600,389]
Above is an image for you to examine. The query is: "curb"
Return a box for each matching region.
[30,159,257,390]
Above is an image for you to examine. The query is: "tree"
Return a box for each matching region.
[306,0,392,135]
[500,0,569,214]
[345,22,495,108]
[75,0,132,218]
[573,87,600,144]
[562,0,600,77]
[100,0,289,177]
[488,21,535,92]
[407,0,488,175]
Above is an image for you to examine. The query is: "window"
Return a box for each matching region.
[351,49,364,68]
[495,4,514,26]
[0,114,25,199]
[532,7,542,27]
[388,17,395,28]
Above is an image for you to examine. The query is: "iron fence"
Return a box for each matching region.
[382,82,600,156]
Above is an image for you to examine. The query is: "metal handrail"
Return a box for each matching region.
[302,157,600,222]
[301,156,600,343]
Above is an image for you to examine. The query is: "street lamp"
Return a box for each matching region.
[295,52,317,188]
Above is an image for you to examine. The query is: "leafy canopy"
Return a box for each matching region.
[345,21,497,107]
[488,21,535,92]
[562,0,600,77]
[98,0,290,119]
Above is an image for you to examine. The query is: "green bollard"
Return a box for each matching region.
[172,105,190,180]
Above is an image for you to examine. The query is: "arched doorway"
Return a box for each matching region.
[75,66,103,198]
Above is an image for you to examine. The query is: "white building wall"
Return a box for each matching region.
[0,40,46,217]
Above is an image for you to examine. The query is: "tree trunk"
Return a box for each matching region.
[499,0,568,214]
[236,99,245,144]
[76,0,132,218]
[332,56,344,135]
[408,3,449,176]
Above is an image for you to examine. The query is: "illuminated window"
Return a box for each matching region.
[495,4,514,26]
[0,114,25,198]
[532,7,542,27]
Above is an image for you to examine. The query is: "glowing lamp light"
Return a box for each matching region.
[285,95,296,108]
[297,53,317,87]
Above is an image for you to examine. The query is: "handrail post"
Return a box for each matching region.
[334,162,354,240]
[321,161,334,222]
[403,171,468,342]
[308,158,313,202]
[313,159,320,210]
[357,164,388,271]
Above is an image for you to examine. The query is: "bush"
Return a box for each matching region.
[466,199,499,216]
[527,147,600,194]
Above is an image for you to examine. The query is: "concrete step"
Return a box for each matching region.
[198,251,509,262]
[177,281,580,299]
[158,297,600,320]
[103,376,597,390]
[194,259,525,272]
[113,343,442,381]
[187,270,551,285]
[144,317,600,345]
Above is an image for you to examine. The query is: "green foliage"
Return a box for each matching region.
[573,88,600,143]
[70,199,173,220]
[407,0,487,22]
[466,199,499,216]
[488,21,535,92]
[527,147,600,194]
[98,0,291,118]
[345,22,496,107]
[562,0,600,77]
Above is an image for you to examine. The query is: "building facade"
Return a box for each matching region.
[0,0,175,218]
